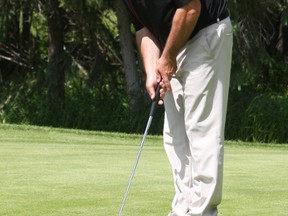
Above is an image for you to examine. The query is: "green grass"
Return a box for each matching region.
[0,124,287,216]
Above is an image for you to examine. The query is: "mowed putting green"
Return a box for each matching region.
[0,124,287,216]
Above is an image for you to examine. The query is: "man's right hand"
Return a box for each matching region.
[146,75,165,105]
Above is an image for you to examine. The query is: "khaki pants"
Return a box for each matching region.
[164,17,233,216]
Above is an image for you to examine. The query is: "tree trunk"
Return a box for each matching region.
[115,0,144,115]
[277,0,288,56]
[42,0,65,125]
[21,1,32,51]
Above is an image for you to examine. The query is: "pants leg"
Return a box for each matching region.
[164,18,233,216]
[164,75,192,216]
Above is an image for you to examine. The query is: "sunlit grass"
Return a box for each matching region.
[0,124,287,216]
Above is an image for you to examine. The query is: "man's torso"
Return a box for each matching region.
[123,0,228,49]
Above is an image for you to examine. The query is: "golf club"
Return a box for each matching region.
[119,84,161,216]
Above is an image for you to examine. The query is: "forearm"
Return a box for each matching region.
[136,27,161,78]
[136,27,163,101]
[162,0,201,59]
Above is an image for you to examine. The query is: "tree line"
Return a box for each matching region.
[0,0,287,143]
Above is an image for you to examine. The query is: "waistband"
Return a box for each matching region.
[204,9,230,28]
[216,9,229,23]
[190,9,230,39]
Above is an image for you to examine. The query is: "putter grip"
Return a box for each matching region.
[149,84,161,117]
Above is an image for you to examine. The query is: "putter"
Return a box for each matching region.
[119,84,161,216]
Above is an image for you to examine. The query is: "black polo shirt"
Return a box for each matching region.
[123,0,228,50]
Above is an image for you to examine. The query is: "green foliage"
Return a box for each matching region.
[0,0,287,143]
[278,1,288,26]
[0,66,162,134]
[225,0,288,143]
[226,90,288,143]
[239,93,288,143]
[62,76,131,132]
[225,87,257,140]
[229,0,288,91]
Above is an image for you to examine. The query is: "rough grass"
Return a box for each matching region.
[0,124,287,216]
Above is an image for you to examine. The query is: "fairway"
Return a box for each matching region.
[0,124,287,216]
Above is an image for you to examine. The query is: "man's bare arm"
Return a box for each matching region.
[158,0,201,90]
[136,27,163,102]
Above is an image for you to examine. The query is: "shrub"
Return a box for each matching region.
[225,87,256,140]
[239,93,288,143]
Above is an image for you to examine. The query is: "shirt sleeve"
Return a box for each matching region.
[130,15,144,31]
[173,0,192,8]
[122,0,144,31]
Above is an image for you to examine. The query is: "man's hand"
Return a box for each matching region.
[146,53,177,105]
[156,55,177,92]
[136,1,200,106]
[155,0,201,91]
[146,73,165,105]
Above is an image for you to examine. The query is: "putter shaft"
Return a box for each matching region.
[118,116,153,216]
[119,84,161,216]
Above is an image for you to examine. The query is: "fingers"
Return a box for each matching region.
[161,74,172,92]
[156,56,176,92]
[158,86,165,105]
[146,79,166,106]
[146,83,156,100]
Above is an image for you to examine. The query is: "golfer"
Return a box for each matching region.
[123,0,233,215]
